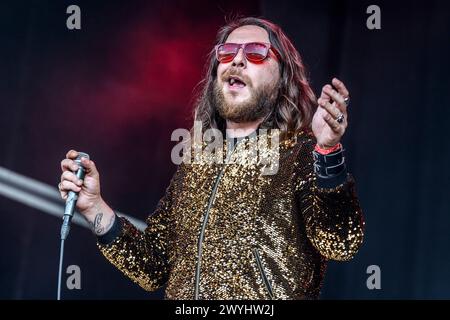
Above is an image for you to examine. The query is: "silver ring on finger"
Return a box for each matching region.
[336,113,345,124]
[344,96,350,106]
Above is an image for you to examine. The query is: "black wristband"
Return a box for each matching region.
[97,213,123,245]
[313,147,346,178]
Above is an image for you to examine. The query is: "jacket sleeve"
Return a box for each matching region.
[96,165,182,291]
[294,137,365,261]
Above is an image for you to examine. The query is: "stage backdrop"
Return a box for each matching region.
[0,0,449,299]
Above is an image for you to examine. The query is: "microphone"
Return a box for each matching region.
[60,152,89,240]
[57,152,90,300]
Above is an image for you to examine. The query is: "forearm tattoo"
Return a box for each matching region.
[90,212,114,235]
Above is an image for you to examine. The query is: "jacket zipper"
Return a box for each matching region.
[194,139,239,299]
[253,248,274,299]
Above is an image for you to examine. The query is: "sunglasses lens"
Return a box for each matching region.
[245,43,269,62]
[217,44,238,63]
[216,43,272,63]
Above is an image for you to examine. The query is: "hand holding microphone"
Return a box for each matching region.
[59,150,115,238]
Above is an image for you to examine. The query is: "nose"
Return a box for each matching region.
[231,47,247,68]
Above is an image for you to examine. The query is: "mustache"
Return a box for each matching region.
[220,67,252,86]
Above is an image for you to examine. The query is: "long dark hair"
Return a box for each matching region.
[193,17,317,140]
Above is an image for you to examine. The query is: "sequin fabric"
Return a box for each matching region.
[98,130,365,299]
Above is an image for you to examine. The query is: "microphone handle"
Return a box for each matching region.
[60,166,86,240]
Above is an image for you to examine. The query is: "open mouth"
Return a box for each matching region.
[227,76,246,89]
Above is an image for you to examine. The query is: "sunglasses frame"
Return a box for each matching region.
[214,42,281,63]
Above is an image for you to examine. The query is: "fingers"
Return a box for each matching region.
[332,77,349,99]
[61,158,79,173]
[59,149,99,201]
[60,154,84,200]
[61,170,83,186]
[320,78,350,114]
[59,180,81,200]
[323,85,347,113]
[321,106,344,133]
[62,149,80,172]
[318,84,332,105]
[318,97,347,133]
[318,96,342,120]
[66,149,79,160]
[80,157,99,177]
[61,150,98,177]
[60,180,81,192]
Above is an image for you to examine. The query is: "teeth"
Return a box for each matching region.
[230,78,235,85]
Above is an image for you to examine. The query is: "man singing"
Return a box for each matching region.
[58,17,364,299]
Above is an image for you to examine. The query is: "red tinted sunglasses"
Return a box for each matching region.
[215,42,280,63]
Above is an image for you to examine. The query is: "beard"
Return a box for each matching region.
[213,75,279,123]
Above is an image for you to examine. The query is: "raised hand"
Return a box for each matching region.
[312,78,350,149]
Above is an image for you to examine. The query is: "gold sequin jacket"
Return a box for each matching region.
[98,131,365,299]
